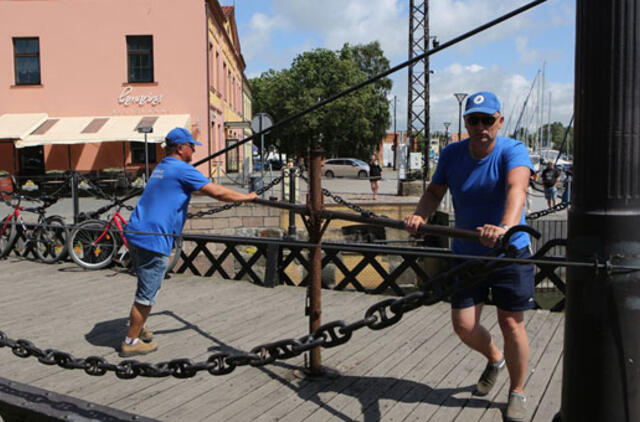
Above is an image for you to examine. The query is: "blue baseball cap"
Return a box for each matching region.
[464,91,501,116]
[165,127,203,146]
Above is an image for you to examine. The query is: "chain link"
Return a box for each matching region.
[0,237,537,379]
[526,201,570,220]
[186,175,284,219]
[299,173,379,218]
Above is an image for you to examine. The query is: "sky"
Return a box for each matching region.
[225,0,575,138]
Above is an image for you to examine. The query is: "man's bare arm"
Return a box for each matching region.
[198,183,257,202]
[404,182,447,234]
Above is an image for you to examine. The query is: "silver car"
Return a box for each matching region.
[322,158,370,178]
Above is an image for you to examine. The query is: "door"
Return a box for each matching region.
[19,146,44,175]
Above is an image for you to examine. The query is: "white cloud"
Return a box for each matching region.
[272,0,407,59]
[235,0,575,139]
[391,63,573,136]
[241,12,290,66]
[515,36,543,64]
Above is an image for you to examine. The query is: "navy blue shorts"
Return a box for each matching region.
[450,246,535,311]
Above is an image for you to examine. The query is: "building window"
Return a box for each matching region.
[127,35,154,83]
[131,142,156,164]
[13,37,41,85]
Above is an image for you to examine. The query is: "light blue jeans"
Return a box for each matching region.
[129,243,169,306]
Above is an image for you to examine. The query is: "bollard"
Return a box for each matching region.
[307,145,324,375]
[288,166,296,238]
[71,171,79,224]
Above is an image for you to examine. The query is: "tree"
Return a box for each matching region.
[249,42,392,158]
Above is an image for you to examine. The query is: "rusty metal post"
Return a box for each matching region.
[307,143,324,374]
[562,1,640,420]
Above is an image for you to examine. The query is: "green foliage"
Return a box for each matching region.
[250,42,392,158]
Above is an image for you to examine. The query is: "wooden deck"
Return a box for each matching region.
[0,257,564,422]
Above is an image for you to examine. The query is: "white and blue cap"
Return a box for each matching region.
[165,127,203,146]
[464,91,501,116]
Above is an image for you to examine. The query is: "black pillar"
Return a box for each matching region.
[563,1,640,420]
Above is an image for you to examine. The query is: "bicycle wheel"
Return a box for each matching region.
[0,216,18,258]
[34,216,69,263]
[166,236,183,273]
[68,219,117,270]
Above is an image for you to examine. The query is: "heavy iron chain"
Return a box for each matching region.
[299,173,379,218]
[186,174,285,219]
[0,240,521,380]
[526,201,569,220]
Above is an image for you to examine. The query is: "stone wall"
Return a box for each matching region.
[184,199,422,241]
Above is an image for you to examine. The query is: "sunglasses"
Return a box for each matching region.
[466,115,497,126]
[181,142,195,150]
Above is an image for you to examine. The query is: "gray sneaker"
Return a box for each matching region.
[475,358,505,396]
[505,392,527,422]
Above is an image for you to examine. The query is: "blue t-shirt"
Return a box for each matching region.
[126,157,210,256]
[432,136,533,255]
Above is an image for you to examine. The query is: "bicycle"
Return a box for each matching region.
[67,191,182,271]
[0,192,69,263]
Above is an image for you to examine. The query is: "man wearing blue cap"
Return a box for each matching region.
[405,92,533,421]
[120,127,257,358]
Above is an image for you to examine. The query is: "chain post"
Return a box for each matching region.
[71,171,80,224]
[307,141,324,375]
[288,166,297,238]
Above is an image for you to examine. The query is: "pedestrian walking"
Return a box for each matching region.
[541,161,561,207]
[368,154,383,200]
[561,165,573,203]
[404,91,534,422]
[120,127,257,357]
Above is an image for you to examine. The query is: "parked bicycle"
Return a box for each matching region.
[0,192,69,263]
[67,191,182,271]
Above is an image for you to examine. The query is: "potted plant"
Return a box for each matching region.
[0,170,13,200]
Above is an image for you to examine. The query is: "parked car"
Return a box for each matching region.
[322,158,370,179]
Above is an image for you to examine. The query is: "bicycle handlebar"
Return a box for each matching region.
[83,188,142,220]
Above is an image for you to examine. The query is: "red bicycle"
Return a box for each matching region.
[67,194,181,271]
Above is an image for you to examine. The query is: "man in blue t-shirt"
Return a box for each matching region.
[405,92,533,422]
[120,127,257,358]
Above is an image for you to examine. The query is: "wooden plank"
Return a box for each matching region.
[309,308,457,422]
[378,307,503,422]
[225,305,451,422]
[165,299,444,421]
[32,280,306,400]
[110,289,371,418]
[521,317,564,422]
[531,356,563,422]
[401,309,550,422]
[458,311,560,422]
[0,261,567,422]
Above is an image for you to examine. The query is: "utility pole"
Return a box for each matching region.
[562,1,640,420]
[407,0,430,189]
[443,122,451,148]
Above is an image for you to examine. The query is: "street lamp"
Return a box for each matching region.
[137,126,153,184]
[443,122,451,149]
[454,93,467,143]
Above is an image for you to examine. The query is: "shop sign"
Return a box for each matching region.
[118,86,163,107]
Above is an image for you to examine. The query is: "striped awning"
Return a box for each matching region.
[0,113,48,140]
[11,114,191,149]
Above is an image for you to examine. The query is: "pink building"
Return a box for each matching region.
[0,0,251,180]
